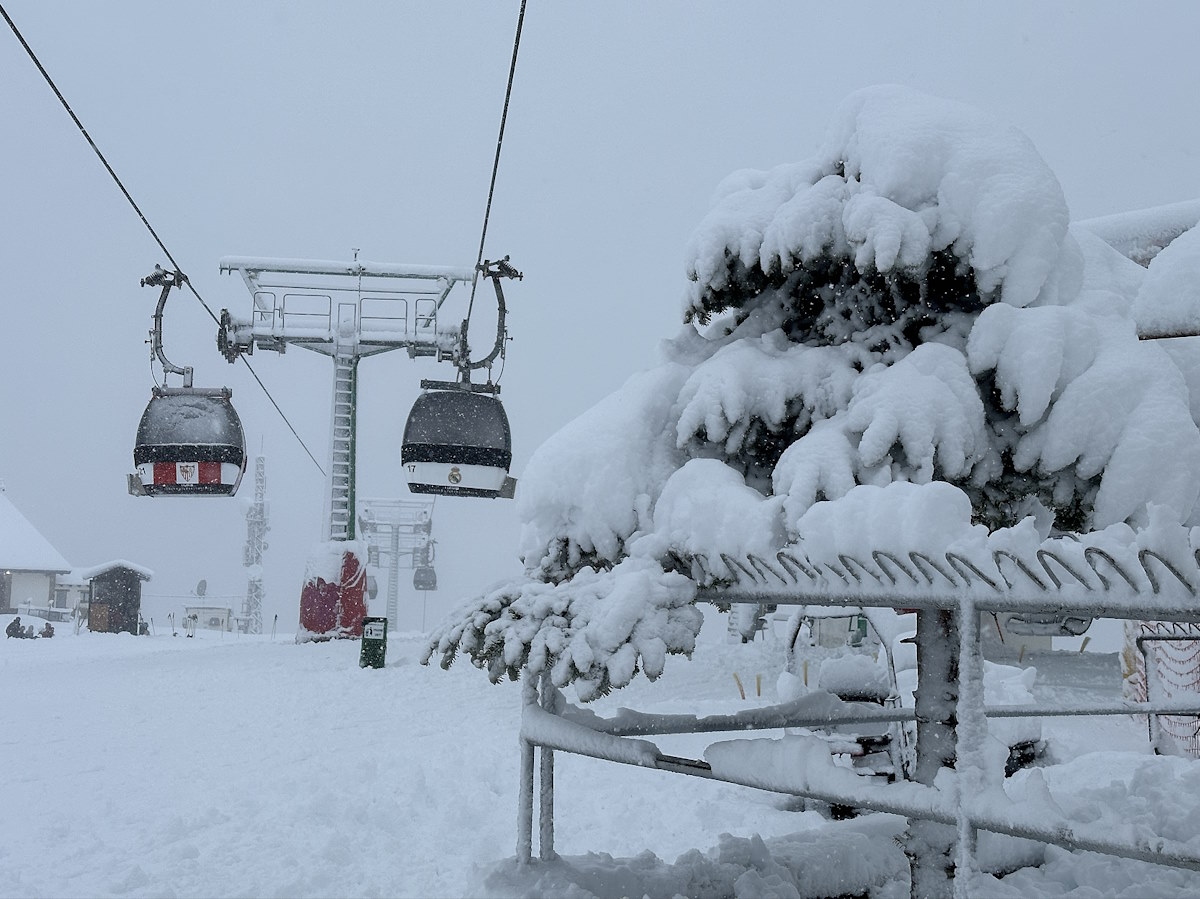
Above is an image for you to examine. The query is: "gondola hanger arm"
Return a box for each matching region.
[143,265,193,388]
[461,256,521,376]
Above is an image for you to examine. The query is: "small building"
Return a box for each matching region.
[0,484,71,616]
[52,570,92,622]
[183,605,234,632]
[83,561,153,635]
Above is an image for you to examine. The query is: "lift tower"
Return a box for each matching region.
[357,498,436,632]
[217,254,511,640]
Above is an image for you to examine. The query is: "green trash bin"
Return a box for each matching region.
[360,616,388,669]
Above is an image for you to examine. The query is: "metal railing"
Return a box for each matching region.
[516,534,1200,895]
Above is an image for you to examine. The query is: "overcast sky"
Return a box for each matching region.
[2,2,1198,631]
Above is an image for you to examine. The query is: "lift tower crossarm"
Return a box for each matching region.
[217,255,476,365]
[219,256,476,284]
[217,252,482,542]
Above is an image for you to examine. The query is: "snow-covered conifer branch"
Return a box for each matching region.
[429,85,1200,699]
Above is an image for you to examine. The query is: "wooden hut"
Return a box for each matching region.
[83,561,153,634]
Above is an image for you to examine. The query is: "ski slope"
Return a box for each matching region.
[2,609,1198,898]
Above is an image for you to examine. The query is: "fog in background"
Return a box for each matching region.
[2,2,1197,632]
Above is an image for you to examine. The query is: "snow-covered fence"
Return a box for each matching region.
[516,537,1200,896]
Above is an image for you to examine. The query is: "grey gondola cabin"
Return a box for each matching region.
[413,566,437,591]
[130,387,247,496]
[402,389,515,498]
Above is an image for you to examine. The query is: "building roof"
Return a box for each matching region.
[79,560,154,582]
[0,487,71,573]
[57,569,91,587]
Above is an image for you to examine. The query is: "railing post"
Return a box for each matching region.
[953,598,983,898]
[905,608,960,899]
[517,673,537,864]
[539,674,558,860]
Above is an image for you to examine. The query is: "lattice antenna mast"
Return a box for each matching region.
[241,455,268,633]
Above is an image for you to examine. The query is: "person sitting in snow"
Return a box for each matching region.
[23,625,36,639]
[5,616,22,639]
[39,622,54,638]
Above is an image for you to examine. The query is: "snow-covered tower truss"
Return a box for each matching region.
[241,455,268,634]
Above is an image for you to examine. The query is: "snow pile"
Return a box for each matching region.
[650,458,785,561]
[815,652,892,699]
[485,818,910,899]
[1134,225,1200,336]
[791,480,983,559]
[302,539,368,585]
[5,614,1200,898]
[430,85,1200,699]
[1078,198,1200,268]
[981,661,1043,750]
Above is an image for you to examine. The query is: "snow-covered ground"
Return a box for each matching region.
[3,607,1200,898]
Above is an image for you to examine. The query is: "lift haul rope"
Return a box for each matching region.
[1,3,326,477]
[467,0,527,328]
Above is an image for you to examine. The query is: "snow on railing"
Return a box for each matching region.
[1076,199,1200,268]
[685,531,1200,622]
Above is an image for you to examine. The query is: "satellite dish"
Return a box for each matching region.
[196,579,207,597]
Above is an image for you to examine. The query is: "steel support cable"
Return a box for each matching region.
[2,4,326,477]
[466,0,527,328]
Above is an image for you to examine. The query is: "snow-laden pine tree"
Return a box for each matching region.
[425,85,1200,699]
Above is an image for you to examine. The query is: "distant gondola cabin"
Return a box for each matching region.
[83,561,152,634]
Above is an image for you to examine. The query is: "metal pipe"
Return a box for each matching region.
[906,608,959,898]
[954,597,983,897]
[537,738,1200,874]
[573,697,1200,739]
[538,675,557,861]
[517,678,537,864]
[696,588,1200,623]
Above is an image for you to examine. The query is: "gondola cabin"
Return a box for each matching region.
[131,387,247,496]
[402,388,514,498]
[413,566,438,591]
